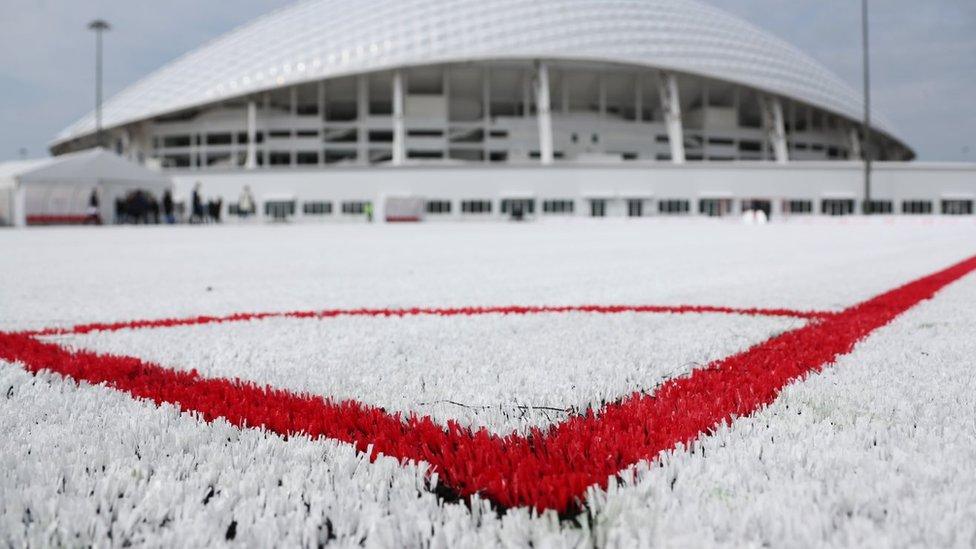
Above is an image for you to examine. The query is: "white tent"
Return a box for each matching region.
[0,148,172,227]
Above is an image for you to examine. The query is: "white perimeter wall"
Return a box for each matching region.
[169,161,976,221]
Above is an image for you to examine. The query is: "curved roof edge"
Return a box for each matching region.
[50,0,912,156]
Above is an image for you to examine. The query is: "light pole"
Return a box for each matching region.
[88,19,111,149]
[861,0,872,214]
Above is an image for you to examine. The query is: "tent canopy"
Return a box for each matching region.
[0,149,172,227]
[0,148,170,189]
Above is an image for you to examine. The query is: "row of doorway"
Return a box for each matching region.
[587,198,773,218]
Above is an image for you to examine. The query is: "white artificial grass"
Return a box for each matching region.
[51,312,803,433]
[2,219,976,546]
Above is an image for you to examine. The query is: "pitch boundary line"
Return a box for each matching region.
[24,303,828,337]
[2,255,975,514]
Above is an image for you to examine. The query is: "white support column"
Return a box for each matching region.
[762,95,789,164]
[317,81,325,165]
[482,66,490,162]
[561,73,569,114]
[848,126,862,160]
[289,87,298,165]
[634,75,643,123]
[535,61,554,165]
[658,72,685,164]
[357,75,368,165]
[120,129,131,159]
[392,70,406,166]
[12,183,26,228]
[245,101,257,169]
[598,72,607,118]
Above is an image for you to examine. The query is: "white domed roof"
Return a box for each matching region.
[53,0,906,150]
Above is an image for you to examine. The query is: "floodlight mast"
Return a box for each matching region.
[88,19,111,150]
[861,0,872,214]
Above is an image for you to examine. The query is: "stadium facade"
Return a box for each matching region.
[46,0,976,221]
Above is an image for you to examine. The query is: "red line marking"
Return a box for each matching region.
[27,303,828,337]
[2,255,975,514]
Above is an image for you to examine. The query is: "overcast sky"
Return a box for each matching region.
[1,1,973,162]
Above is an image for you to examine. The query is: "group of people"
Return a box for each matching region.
[113,189,177,224]
[190,183,256,223]
[96,183,257,225]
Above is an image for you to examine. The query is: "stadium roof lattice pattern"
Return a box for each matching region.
[53,0,906,149]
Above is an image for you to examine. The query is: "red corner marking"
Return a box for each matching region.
[2,255,975,514]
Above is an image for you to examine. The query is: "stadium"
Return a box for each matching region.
[11,0,961,222]
[4,2,976,545]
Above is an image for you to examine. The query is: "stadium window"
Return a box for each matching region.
[205,153,232,166]
[590,199,607,217]
[707,137,734,146]
[658,199,690,215]
[699,198,732,217]
[324,128,358,143]
[296,152,319,165]
[901,200,933,215]
[426,200,452,215]
[303,201,332,215]
[206,133,232,146]
[488,151,508,162]
[269,152,291,165]
[461,200,492,214]
[162,155,190,168]
[655,135,670,144]
[448,149,485,162]
[237,133,249,144]
[324,150,357,164]
[542,199,575,214]
[296,130,319,138]
[407,151,444,159]
[369,130,393,143]
[738,140,762,152]
[368,150,393,164]
[408,129,444,137]
[865,200,893,214]
[326,101,357,121]
[784,199,813,215]
[627,199,644,217]
[941,199,974,215]
[268,131,291,139]
[162,135,191,148]
[341,201,371,215]
[821,198,855,216]
[489,130,509,138]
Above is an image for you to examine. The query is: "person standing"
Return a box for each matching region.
[86,188,101,225]
[238,185,255,219]
[191,183,204,224]
[162,189,175,224]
